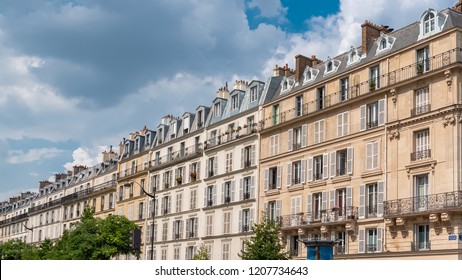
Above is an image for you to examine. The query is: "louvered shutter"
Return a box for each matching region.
[250,176,255,198]
[347,147,353,174]
[377,181,384,216]
[358,229,365,253]
[264,168,269,191]
[307,157,313,182]
[286,163,292,186]
[378,99,385,126]
[276,165,282,189]
[239,179,243,201]
[330,151,336,178]
[359,184,365,219]
[330,190,335,209]
[377,228,383,252]
[288,129,293,151]
[251,145,256,166]
[307,194,312,223]
[360,105,366,131]
[241,148,245,169]
[322,153,329,179]
[301,160,306,184]
[302,124,307,147]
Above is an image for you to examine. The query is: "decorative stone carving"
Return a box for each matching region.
[429,213,439,223]
[443,52,450,66]
[390,88,397,104]
[443,115,456,127]
[345,221,356,235]
[320,225,328,234]
[385,218,395,227]
[396,217,406,226]
[389,130,400,141]
[444,70,452,87]
[441,212,450,221]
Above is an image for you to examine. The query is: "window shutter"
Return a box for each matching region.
[331,231,336,242]
[347,147,354,174]
[307,194,312,223]
[360,105,366,131]
[186,219,190,238]
[251,145,255,166]
[194,218,198,237]
[377,228,383,252]
[213,156,218,176]
[343,111,349,136]
[238,210,242,233]
[264,168,269,191]
[302,124,307,147]
[288,129,293,151]
[286,163,292,186]
[204,189,207,207]
[168,197,171,213]
[263,202,268,218]
[330,151,336,178]
[301,160,306,184]
[322,153,329,179]
[358,229,365,253]
[213,185,217,205]
[337,113,343,137]
[314,121,319,143]
[373,141,379,169]
[378,98,385,126]
[197,162,201,180]
[359,184,365,219]
[307,157,313,182]
[205,159,209,177]
[330,190,335,209]
[250,208,254,227]
[221,183,225,204]
[346,186,353,207]
[250,176,255,198]
[270,136,274,156]
[231,181,235,202]
[320,119,325,142]
[377,181,384,216]
[276,200,281,219]
[322,191,328,210]
[366,143,372,170]
[276,165,282,189]
[239,179,243,201]
[241,148,244,169]
[179,220,183,239]
[275,134,279,154]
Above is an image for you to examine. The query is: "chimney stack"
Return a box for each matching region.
[361,20,382,55]
[454,0,462,12]
[295,55,313,83]
[233,80,249,91]
[102,146,117,162]
[273,65,285,77]
[39,180,50,189]
[216,83,230,99]
[311,55,322,66]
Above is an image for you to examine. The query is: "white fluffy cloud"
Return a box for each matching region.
[6,148,65,164]
[63,146,109,171]
[247,0,287,20]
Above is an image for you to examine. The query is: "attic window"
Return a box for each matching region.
[231,94,239,110]
[303,66,319,84]
[250,86,258,102]
[418,8,446,40]
[281,77,294,93]
[323,57,340,76]
[213,103,221,117]
[376,32,395,54]
[347,46,362,66]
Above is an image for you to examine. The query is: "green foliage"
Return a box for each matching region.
[239,215,290,260]
[192,243,209,260]
[0,239,34,260]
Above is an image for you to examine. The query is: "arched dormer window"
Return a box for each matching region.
[418,8,447,40]
[280,77,294,93]
[376,32,395,55]
[347,46,362,66]
[302,66,319,84]
[323,57,341,76]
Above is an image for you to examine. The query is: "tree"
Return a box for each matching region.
[192,243,209,260]
[239,215,290,260]
[0,239,33,260]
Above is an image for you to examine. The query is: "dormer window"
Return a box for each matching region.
[231,94,239,110]
[146,133,151,145]
[281,77,294,93]
[197,110,203,128]
[213,103,221,117]
[376,32,395,55]
[171,122,177,139]
[323,57,340,76]
[418,9,446,40]
[302,66,319,84]
[135,138,140,150]
[347,46,362,66]
[250,86,258,102]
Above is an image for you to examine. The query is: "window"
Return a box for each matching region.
[223,212,231,234]
[347,46,361,65]
[241,176,253,200]
[175,166,185,186]
[163,170,172,188]
[173,220,183,240]
[359,228,382,253]
[314,120,324,144]
[250,86,258,102]
[414,224,430,251]
[190,189,197,210]
[225,152,233,173]
[222,181,233,204]
[412,129,430,161]
[330,148,353,177]
[222,242,230,260]
[335,231,347,255]
[359,182,384,219]
[240,208,252,232]
[412,87,430,116]
[295,95,304,117]
[186,217,198,238]
[287,160,306,186]
[129,184,134,198]
[207,156,217,177]
[424,12,435,34]
[100,195,105,211]
[366,141,379,170]
[205,185,216,207]
[290,196,302,217]
[173,247,180,260]
[376,33,395,54]
[241,145,255,168]
[288,235,300,257]
[266,200,281,221]
[119,185,124,201]
[360,99,385,130]
[303,66,318,84]
[213,102,221,117]
[264,166,281,190]
[151,174,159,193]
[206,214,213,235]
[231,94,239,110]
[162,196,171,215]
[312,193,323,220]
[167,147,173,161]
[369,66,380,90]
[340,77,349,101]
[366,228,378,253]
[333,189,346,216]
[337,112,348,137]
[416,47,430,73]
[189,162,199,182]
[288,125,307,151]
[269,134,279,155]
[272,104,280,125]
[366,183,377,218]
[414,174,429,211]
[162,222,168,241]
[309,154,328,181]
[176,193,182,213]
[316,87,325,110]
[324,57,340,75]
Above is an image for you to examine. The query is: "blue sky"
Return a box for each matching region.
[0,0,455,200]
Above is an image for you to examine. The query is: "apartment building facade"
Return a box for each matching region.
[258,5,462,260]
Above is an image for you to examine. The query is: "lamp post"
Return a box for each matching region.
[126,180,156,260]
[23,222,33,258]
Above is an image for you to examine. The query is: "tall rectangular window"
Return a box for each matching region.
[416,46,430,73]
[366,141,379,170]
[295,95,303,116]
[250,86,258,102]
[340,77,349,101]
[414,224,430,251]
[412,129,430,161]
[369,66,380,90]
[414,174,429,211]
[231,94,239,110]
[413,87,430,116]
[314,120,324,144]
[272,104,280,125]
[337,111,348,137]
[316,87,325,110]
[366,228,378,252]
[223,212,231,234]
[366,183,378,218]
[190,189,197,210]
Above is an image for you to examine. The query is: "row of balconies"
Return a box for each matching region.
[150,144,202,171]
[204,124,258,150]
[279,206,358,228]
[260,48,461,130]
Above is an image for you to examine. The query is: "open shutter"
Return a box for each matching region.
[320,119,325,142]
[239,179,243,201]
[288,129,293,151]
[194,218,198,238]
[186,219,190,238]
[347,147,354,174]
[238,210,242,233]
[366,143,372,170]
[358,229,365,253]
[307,194,312,223]
[322,191,328,211]
[231,181,235,202]
[377,181,384,216]
[378,98,385,126]
[250,209,254,227]
[359,184,365,219]
[179,220,183,239]
[263,202,268,218]
[213,185,217,205]
[251,145,256,166]
[221,183,225,204]
[360,105,366,131]
[205,159,209,178]
[275,200,281,219]
[331,231,336,242]
[197,162,201,180]
[276,165,282,189]
[264,168,269,191]
[346,186,353,207]
[241,148,244,169]
[307,157,313,182]
[286,163,292,186]
[250,176,255,198]
[301,160,306,184]
[302,124,307,147]
[373,141,379,169]
[330,190,335,209]
[330,151,336,178]
[322,153,329,179]
[204,188,208,207]
[377,228,383,252]
[213,156,218,176]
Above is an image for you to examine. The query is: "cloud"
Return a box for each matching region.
[6,148,65,164]
[63,146,109,171]
[247,0,287,20]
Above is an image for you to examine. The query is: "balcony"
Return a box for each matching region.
[366,244,378,253]
[410,149,431,161]
[279,206,358,229]
[335,245,346,255]
[292,178,301,185]
[208,171,215,178]
[188,231,196,238]
[337,168,347,176]
[224,196,231,203]
[206,200,213,207]
[411,241,431,251]
[292,143,302,151]
[243,160,252,168]
[44,180,116,207]
[384,190,462,217]
[243,192,251,200]
[242,224,250,232]
[367,120,379,129]
[259,48,462,131]
[411,104,431,116]
[150,144,202,171]
[314,173,323,181]
[365,205,378,218]
[204,124,258,150]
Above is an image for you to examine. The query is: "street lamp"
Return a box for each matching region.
[125,180,156,260]
[23,222,33,258]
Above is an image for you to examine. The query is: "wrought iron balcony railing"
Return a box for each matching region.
[243,192,251,200]
[411,104,431,116]
[150,144,202,171]
[410,149,431,161]
[242,224,250,232]
[366,205,378,218]
[411,241,431,251]
[279,206,358,228]
[259,48,462,131]
[384,190,462,216]
[204,124,258,150]
[366,244,378,253]
[118,162,150,179]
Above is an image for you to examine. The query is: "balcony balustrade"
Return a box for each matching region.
[410,149,431,161]
[150,144,202,171]
[411,104,431,116]
[260,48,462,131]
[279,206,358,228]
[384,190,462,216]
[204,124,258,150]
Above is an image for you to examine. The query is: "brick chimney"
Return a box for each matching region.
[295,55,313,83]
[216,83,230,99]
[361,20,382,55]
[39,180,50,189]
[273,65,285,77]
[311,55,322,66]
[102,146,117,162]
[454,0,462,12]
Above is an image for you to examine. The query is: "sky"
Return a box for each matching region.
[0,0,456,201]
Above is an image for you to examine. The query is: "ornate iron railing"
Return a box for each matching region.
[384,190,462,216]
[411,241,431,251]
[150,144,202,171]
[279,206,358,228]
[410,149,431,161]
[204,124,258,150]
[411,104,431,116]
